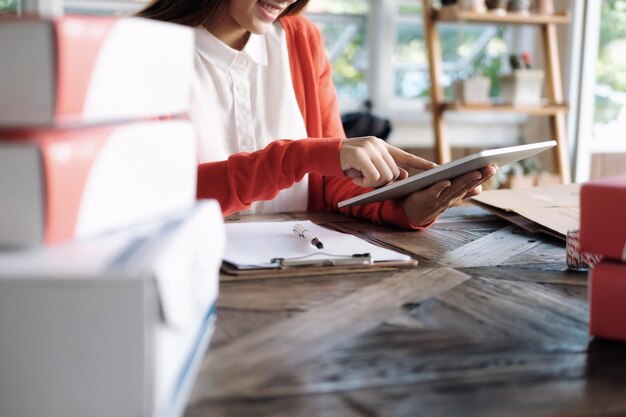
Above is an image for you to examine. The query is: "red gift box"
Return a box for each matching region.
[590,260,626,342]
[580,176,626,261]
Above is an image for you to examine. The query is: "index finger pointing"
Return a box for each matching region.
[386,146,437,171]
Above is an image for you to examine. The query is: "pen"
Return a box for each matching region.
[293,224,324,249]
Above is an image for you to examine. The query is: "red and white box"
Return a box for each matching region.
[580,175,626,261]
[0,15,194,127]
[0,120,197,248]
[589,260,626,342]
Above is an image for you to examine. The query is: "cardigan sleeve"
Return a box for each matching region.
[309,25,427,230]
[197,138,343,216]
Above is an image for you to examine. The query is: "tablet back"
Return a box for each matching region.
[338,140,557,208]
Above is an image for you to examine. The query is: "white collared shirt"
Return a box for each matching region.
[190,22,309,214]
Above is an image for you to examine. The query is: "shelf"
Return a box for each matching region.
[434,6,570,25]
[422,0,571,182]
[436,102,568,115]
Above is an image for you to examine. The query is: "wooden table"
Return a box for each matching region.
[184,205,626,417]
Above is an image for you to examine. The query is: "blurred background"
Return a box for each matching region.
[3,0,624,185]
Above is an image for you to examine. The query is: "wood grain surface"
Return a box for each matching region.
[184,205,626,417]
[189,267,470,402]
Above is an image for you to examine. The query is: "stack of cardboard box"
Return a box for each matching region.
[0,15,224,417]
[580,176,626,342]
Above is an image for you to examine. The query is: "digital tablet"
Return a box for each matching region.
[337,140,557,208]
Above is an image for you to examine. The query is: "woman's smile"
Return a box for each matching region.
[256,0,287,21]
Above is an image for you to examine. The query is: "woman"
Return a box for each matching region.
[137,0,495,228]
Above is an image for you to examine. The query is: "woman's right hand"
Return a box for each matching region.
[339,136,437,188]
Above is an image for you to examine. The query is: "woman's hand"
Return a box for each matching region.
[402,165,498,227]
[339,136,437,188]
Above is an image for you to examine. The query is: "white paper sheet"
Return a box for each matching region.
[224,220,411,269]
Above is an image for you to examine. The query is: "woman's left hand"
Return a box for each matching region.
[402,165,498,227]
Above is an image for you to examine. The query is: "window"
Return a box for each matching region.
[306,0,370,105]
[64,0,143,15]
[571,0,626,181]
[394,1,516,114]
[310,0,514,120]
[593,0,626,151]
[392,2,506,101]
[0,0,17,14]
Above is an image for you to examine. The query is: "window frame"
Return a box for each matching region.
[306,10,369,112]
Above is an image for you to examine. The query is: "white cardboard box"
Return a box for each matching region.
[0,120,197,248]
[0,16,194,127]
[0,200,225,417]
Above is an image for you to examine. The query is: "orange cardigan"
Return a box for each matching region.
[196,15,417,229]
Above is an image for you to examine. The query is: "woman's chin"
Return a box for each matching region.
[246,21,273,35]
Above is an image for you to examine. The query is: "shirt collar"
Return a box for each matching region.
[194,27,268,69]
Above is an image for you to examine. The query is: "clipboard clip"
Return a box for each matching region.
[271,253,373,268]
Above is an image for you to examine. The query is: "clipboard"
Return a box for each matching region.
[221,220,418,279]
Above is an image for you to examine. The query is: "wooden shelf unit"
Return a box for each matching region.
[422,2,572,183]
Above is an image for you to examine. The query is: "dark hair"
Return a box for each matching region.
[136,0,310,27]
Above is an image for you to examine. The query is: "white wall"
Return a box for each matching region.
[388,113,523,149]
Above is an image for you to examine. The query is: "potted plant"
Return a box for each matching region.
[500,52,544,106]
[508,0,532,14]
[485,0,509,14]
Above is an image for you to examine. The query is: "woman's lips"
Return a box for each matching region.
[257,0,283,19]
